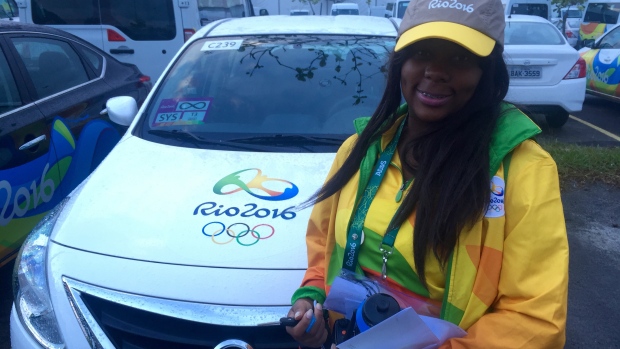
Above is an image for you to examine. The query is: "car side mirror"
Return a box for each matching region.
[103,96,138,126]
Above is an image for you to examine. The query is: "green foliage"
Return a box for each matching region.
[551,0,587,16]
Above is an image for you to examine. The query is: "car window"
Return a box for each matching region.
[0,0,18,19]
[583,2,620,24]
[396,1,409,18]
[31,0,99,24]
[139,35,395,152]
[76,44,104,76]
[100,0,176,41]
[199,0,246,24]
[599,26,620,48]
[509,3,549,18]
[11,37,90,99]
[0,47,21,114]
[504,22,565,45]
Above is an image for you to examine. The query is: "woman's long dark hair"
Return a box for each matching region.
[309,42,510,287]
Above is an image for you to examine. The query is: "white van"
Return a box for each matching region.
[385,0,410,18]
[17,0,202,80]
[578,0,620,47]
[505,0,552,20]
[331,2,359,15]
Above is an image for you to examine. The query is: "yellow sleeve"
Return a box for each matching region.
[441,140,569,348]
[298,136,357,293]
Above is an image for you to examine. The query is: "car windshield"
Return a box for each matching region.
[505,21,565,45]
[584,2,620,24]
[137,35,395,152]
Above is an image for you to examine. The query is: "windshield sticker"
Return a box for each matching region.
[152,98,212,127]
[201,40,244,51]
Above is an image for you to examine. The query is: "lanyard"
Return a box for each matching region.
[342,119,406,279]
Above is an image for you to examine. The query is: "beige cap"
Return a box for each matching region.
[395,0,505,56]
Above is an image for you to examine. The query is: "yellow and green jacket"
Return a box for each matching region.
[292,103,568,348]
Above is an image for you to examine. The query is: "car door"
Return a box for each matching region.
[4,32,123,200]
[590,25,620,96]
[100,0,185,80]
[0,36,59,266]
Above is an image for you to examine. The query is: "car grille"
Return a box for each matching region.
[63,277,298,349]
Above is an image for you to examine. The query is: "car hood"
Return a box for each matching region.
[52,136,335,269]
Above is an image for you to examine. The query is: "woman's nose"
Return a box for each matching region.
[424,61,450,82]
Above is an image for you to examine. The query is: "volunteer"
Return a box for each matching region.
[286,0,569,347]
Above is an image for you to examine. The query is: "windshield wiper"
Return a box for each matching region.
[147,130,282,152]
[227,134,346,146]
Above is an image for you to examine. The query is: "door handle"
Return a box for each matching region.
[19,135,47,151]
[110,48,135,54]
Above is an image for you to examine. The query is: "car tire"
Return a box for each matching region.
[545,109,569,128]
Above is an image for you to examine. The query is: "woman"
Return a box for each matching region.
[286,0,569,347]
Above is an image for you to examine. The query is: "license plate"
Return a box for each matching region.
[509,66,542,79]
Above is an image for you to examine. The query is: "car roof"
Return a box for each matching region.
[196,15,399,40]
[0,21,74,35]
[506,14,553,23]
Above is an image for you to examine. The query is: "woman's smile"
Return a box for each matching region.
[416,89,454,107]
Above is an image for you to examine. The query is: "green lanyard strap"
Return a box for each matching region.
[343,119,406,279]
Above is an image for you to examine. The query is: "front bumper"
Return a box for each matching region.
[10,242,306,348]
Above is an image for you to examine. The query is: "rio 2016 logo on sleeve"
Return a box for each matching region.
[485,176,505,218]
[213,169,299,201]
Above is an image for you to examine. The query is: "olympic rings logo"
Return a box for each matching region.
[202,222,275,246]
[488,204,503,212]
[179,101,208,110]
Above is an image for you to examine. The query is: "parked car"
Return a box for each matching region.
[9,15,400,349]
[579,0,620,48]
[0,21,151,267]
[330,2,359,15]
[579,23,620,102]
[504,0,553,20]
[503,14,586,127]
[290,9,310,15]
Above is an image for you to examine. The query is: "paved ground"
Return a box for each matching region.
[1,182,619,348]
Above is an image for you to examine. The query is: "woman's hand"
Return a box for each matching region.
[285,298,329,348]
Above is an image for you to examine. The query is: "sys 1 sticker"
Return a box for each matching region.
[201,39,244,51]
[152,98,212,127]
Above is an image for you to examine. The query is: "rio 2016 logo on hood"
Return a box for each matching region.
[213,169,299,201]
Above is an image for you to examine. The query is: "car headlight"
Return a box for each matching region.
[13,198,69,349]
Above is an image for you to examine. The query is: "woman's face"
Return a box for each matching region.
[400,39,484,123]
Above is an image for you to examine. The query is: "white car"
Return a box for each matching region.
[10,15,400,349]
[504,14,586,127]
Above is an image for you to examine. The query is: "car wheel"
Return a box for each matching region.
[545,109,569,128]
